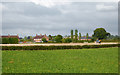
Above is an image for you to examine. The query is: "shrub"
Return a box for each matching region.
[55,35,63,43]
[2,38,9,44]
[47,41,55,43]
[0,38,2,44]
[77,40,84,43]
[101,39,118,42]
[9,38,18,44]
[77,40,94,43]
[2,37,18,44]
[42,38,47,43]
[62,38,72,43]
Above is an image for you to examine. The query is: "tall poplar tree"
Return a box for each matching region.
[86,33,89,40]
[75,29,78,42]
[71,30,73,40]
[79,33,81,40]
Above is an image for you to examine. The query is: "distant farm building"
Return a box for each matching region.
[33,34,49,42]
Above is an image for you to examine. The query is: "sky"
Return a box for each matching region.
[0,1,118,37]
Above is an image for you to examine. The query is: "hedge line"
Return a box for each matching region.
[1,38,18,44]
[1,44,119,50]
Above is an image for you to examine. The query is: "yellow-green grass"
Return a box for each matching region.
[2,47,118,73]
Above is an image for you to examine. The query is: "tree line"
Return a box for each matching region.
[51,28,119,43]
[1,28,119,44]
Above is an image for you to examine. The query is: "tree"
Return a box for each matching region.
[86,33,89,40]
[75,29,78,42]
[106,33,111,38]
[2,38,9,44]
[0,38,1,44]
[93,28,110,39]
[62,39,65,43]
[49,35,52,40]
[107,35,120,40]
[42,38,47,43]
[71,30,73,40]
[62,38,72,43]
[51,36,56,42]
[9,38,18,44]
[20,39,24,42]
[24,36,27,41]
[27,36,33,41]
[55,35,63,43]
[79,33,81,40]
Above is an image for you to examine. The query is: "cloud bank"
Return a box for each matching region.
[1,2,118,37]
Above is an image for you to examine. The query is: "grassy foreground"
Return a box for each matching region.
[2,47,118,73]
[0,50,2,74]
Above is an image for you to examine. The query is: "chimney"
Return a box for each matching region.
[17,34,19,38]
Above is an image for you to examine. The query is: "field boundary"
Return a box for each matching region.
[0,43,118,46]
[1,44,119,50]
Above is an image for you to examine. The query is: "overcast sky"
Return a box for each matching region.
[1,1,118,37]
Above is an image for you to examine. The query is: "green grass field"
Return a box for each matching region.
[2,47,118,73]
[0,50,2,74]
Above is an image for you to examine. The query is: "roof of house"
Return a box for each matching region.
[1,35,19,38]
[34,35,44,39]
[33,34,49,39]
[81,37,92,39]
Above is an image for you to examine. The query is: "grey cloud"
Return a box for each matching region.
[2,2,118,37]
[96,3,118,12]
[3,2,61,16]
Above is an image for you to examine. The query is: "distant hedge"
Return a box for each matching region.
[101,39,119,42]
[2,38,18,44]
[1,44,119,50]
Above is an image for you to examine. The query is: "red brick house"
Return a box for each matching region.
[33,34,49,42]
[80,37,92,41]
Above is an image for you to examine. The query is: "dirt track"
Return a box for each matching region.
[0,43,118,46]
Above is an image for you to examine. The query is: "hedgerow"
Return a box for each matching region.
[1,44,119,50]
[2,38,18,44]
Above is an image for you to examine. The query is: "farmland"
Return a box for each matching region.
[2,47,118,73]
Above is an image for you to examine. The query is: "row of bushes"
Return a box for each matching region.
[47,40,94,43]
[1,44,119,50]
[36,40,94,43]
[101,39,119,42]
[76,40,94,43]
[1,38,18,44]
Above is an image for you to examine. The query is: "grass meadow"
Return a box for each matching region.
[2,47,118,73]
[0,49,2,74]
